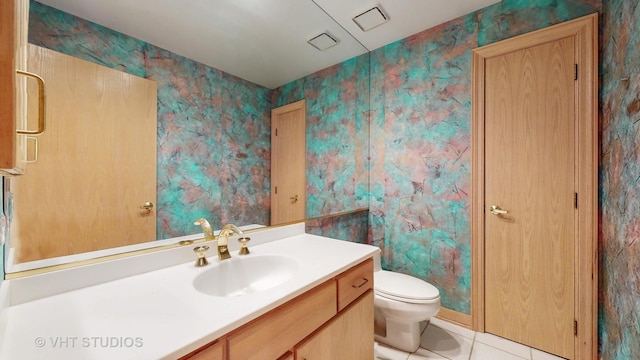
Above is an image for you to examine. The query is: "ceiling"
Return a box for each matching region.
[35,0,500,89]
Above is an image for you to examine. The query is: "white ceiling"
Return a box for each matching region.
[36,0,500,89]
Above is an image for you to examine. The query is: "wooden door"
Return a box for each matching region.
[270,100,306,225]
[295,290,374,360]
[483,37,576,358]
[11,45,157,263]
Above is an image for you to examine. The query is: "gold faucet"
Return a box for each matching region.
[193,218,216,241]
[216,224,244,260]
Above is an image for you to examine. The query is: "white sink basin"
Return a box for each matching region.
[193,254,300,297]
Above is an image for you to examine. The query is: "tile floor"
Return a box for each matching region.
[375,318,567,360]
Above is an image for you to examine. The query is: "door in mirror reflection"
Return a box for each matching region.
[11,45,157,263]
[271,100,306,225]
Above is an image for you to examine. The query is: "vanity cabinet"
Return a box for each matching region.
[0,0,29,175]
[181,258,374,360]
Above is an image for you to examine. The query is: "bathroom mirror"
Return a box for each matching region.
[5,0,370,273]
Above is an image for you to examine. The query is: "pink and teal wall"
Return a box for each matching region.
[5,0,638,358]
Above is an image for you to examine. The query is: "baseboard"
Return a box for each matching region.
[436,307,472,329]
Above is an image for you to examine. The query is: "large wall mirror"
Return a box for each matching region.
[5,0,370,273]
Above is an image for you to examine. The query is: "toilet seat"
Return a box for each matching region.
[374,270,440,304]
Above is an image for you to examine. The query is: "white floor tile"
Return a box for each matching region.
[421,324,474,360]
[474,332,531,359]
[409,348,448,359]
[375,342,411,360]
[531,348,567,360]
[471,342,529,360]
[376,318,567,360]
[431,317,477,339]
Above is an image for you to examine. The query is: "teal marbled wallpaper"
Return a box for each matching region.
[369,0,600,314]
[600,0,640,358]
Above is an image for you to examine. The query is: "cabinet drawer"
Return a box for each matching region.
[182,339,224,360]
[227,280,337,360]
[336,258,373,311]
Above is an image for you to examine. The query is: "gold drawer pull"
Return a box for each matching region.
[352,277,369,289]
[16,70,46,135]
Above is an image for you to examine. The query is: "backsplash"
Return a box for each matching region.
[368,0,600,314]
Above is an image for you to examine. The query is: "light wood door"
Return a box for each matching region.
[11,45,157,262]
[270,100,306,225]
[484,37,575,358]
[295,290,374,360]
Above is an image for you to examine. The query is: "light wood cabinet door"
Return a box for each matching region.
[295,290,374,360]
[0,0,28,175]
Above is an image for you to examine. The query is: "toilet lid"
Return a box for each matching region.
[375,270,440,302]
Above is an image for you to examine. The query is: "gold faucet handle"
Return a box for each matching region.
[238,237,251,255]
[193,246,210,267]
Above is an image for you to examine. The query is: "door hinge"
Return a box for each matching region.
[574,320,578,336]
[574,64,578,80]
[574,193,578,208]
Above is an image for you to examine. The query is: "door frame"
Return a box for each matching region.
[470,14,598,360]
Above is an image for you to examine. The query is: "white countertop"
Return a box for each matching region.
[0,228,379,360]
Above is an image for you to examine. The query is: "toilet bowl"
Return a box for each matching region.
[374,269,441,352]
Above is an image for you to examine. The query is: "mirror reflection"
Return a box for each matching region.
[6,0,370,271]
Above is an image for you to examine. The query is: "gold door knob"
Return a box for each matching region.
[489,205,508,215]
[140,201,154,212]
[290,195,299,203]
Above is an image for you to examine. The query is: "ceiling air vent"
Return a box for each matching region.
[308,32,340,51]
[353,6,389,32]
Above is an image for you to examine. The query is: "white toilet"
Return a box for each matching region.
[373,255,441,352]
